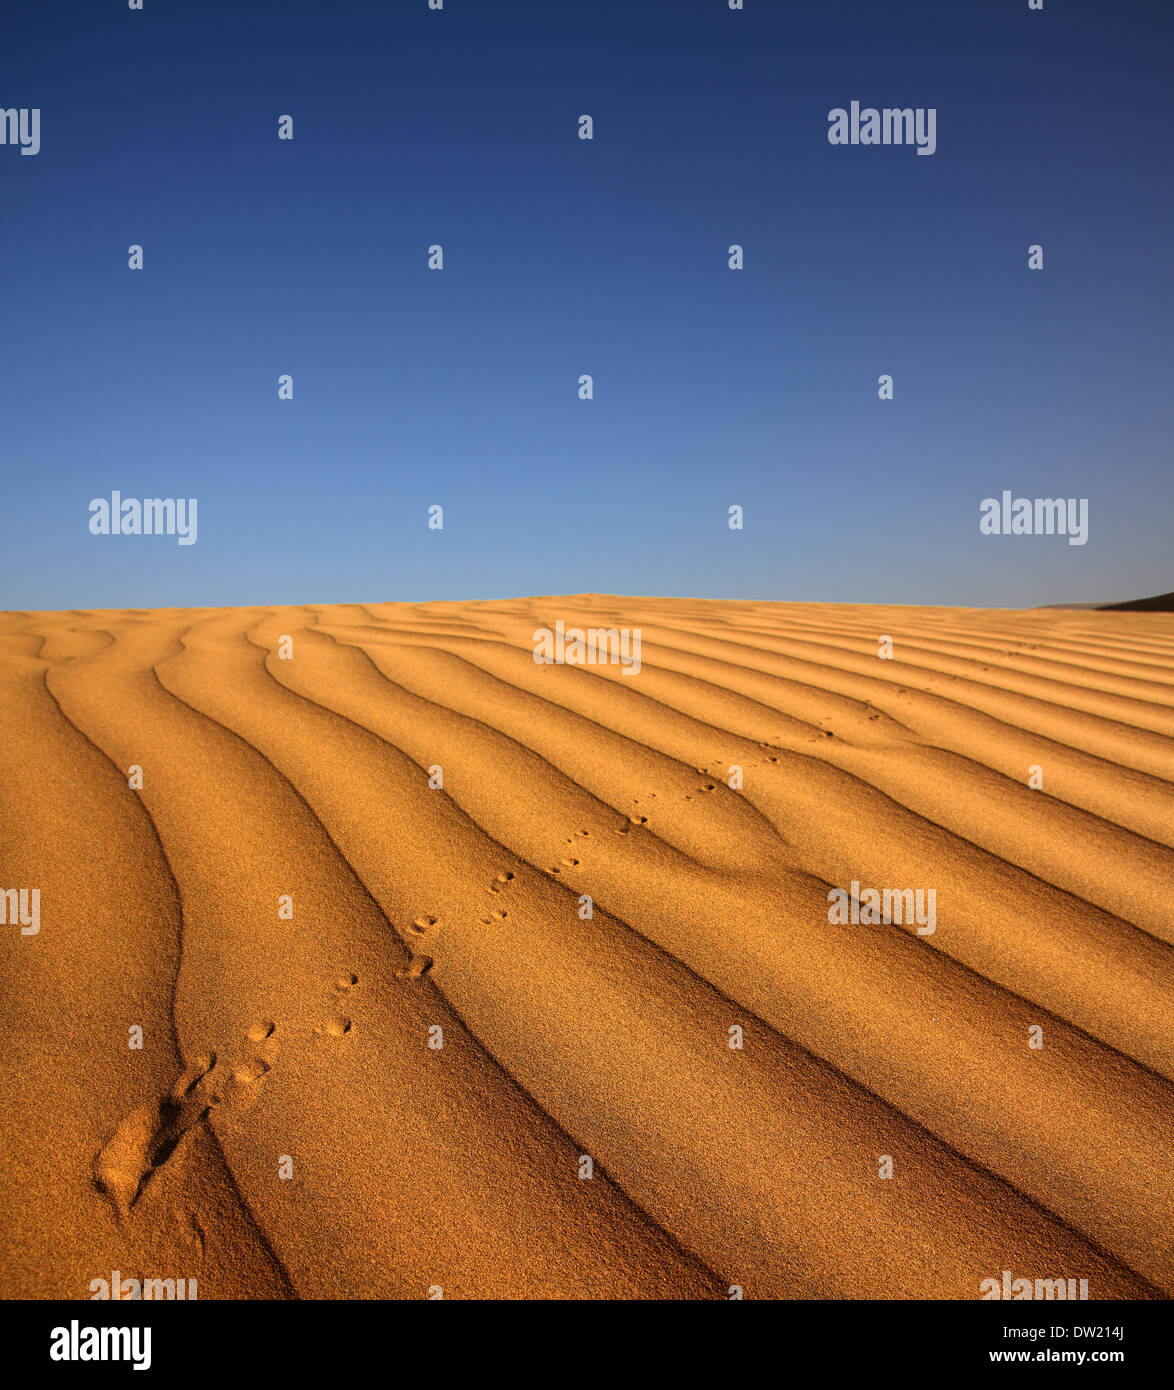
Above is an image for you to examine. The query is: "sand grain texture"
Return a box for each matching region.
[1,597,1171,1299]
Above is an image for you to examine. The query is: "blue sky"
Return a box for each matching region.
[3,0,1171,611]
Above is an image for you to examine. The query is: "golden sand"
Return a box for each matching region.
[1,596,1171,1299]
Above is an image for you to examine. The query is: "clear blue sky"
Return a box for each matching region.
[3,0,1171,611]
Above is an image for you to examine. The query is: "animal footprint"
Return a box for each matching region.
[170,1053,216,1104]
[95,1097,200,1217]
[397,952,433,980]
[233,1057,271,1084]
[95,1039,271,1217]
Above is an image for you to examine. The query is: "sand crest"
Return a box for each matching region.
[1,597,1171,1299]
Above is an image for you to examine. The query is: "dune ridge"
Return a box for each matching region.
[1,596,1171,1299]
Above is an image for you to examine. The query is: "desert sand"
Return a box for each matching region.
[0,596,1171,1300]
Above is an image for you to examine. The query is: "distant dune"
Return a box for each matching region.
[1,597,1172,1299]
[1101,592,1174,613]
[1043,593,1174,612]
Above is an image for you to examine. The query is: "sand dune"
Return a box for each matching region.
[1,596,1171,1299]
